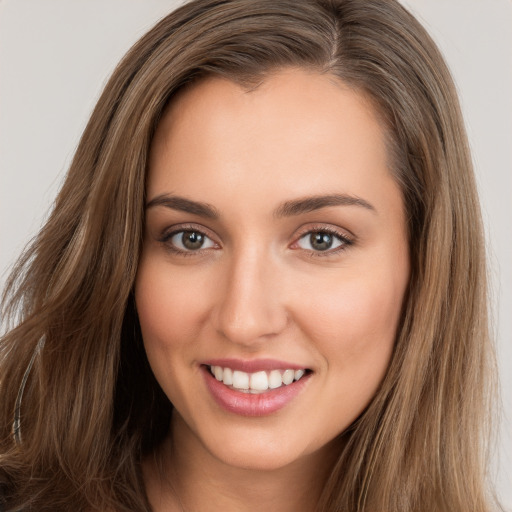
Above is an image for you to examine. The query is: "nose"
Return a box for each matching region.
[211,247,288,347]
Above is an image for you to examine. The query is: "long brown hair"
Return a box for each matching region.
[0,0,499,510]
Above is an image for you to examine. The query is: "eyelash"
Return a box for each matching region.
[158,224,354,258]
[294,225,354,258]
[158,224,217,258]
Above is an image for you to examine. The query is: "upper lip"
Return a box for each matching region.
[202,358,309,373]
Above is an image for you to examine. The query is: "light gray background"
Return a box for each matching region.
[1,0,510,508]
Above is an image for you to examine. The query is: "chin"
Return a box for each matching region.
[211,442,307,472]
[194,419,332,473]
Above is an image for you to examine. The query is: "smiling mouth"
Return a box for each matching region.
[207,365,311,394]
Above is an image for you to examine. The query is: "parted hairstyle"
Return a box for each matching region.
[0,0,500,510]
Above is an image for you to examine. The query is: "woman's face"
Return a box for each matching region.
[135,69,410,471]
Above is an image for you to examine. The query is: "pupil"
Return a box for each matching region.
[182,231,204,250]
[310,232,332,251]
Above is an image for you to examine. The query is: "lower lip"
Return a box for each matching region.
[201,366,311,417]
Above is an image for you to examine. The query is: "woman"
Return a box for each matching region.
[0,0,501,510]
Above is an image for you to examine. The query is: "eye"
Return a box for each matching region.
[295,229,352,253]
[168,230,216,252]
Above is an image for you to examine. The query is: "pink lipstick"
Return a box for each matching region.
[201,359,311,417]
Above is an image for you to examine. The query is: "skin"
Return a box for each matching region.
[135,68,410,511]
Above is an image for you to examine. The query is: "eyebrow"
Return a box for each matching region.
[146,192,376,218]
[146,194,220,218]
[273,194,376,218]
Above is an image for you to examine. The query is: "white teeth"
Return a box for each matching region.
[250,371,269,391]
[209,365,307,393]
[232,370,249,390]
[214,366,223,381]
[223,367,233,385]
[268,369,282,389]
[294,369,305,381]
[282,369,294,385]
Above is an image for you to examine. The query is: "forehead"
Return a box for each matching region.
[147,69,400,220]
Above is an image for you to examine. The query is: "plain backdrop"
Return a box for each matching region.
[1,0,511,508]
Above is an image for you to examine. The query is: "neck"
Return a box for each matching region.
[144,414,341,512]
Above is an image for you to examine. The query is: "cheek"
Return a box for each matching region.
[295,269,406,429]
[135,258,205,349]
[301,274,403,342]
[295,261,407,385]
[134,258,211,413]
[134,263,200,397]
